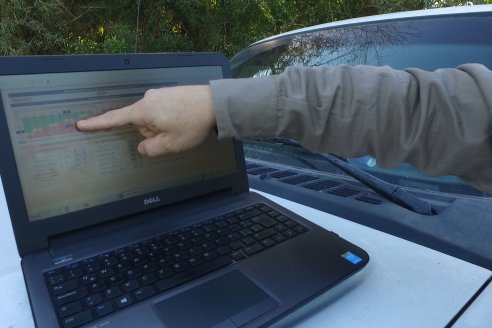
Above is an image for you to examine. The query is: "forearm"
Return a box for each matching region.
[211,64,492,181]
[212,75,278,139]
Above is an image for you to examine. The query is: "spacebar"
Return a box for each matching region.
[155,256,232,292]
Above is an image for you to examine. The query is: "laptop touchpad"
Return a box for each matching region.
[154,270,278,328]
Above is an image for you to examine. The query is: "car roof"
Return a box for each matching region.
[251,5,492,46]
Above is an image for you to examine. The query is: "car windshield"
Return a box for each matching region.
[230,12,492,198]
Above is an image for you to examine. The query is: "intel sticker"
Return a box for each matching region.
[341,251,363,265]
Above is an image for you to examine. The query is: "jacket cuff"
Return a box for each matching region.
[210,77,277,140]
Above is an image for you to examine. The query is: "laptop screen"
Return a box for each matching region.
[0,66,237,222]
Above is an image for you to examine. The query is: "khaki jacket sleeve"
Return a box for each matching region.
[210,64,492,193]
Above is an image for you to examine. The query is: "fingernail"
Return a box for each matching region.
[75,120,85,131]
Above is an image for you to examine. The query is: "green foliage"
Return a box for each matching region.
[1,0,491,57]
[1,0,69,55]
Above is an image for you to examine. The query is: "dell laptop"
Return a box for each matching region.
[0,53,369,328]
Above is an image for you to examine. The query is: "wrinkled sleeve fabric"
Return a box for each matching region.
[210,64,492,192]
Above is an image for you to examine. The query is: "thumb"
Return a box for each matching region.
[137,134,173,157]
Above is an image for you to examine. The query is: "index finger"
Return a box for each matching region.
[76,100,145,131]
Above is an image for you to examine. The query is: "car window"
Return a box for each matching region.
[231,13,492,197]
[233,15,492,75]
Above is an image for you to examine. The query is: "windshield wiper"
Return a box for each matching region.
[260,138,436,215]
[318,152,436,215]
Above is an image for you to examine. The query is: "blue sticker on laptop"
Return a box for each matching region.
[341,251,363,265]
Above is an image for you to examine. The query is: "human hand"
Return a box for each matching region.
[76,85,216,157]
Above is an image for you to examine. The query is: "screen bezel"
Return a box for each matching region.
[0,53,248,257]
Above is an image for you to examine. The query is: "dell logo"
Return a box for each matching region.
[144,196,161,205]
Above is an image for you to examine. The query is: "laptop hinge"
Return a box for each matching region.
[47,186,241,262]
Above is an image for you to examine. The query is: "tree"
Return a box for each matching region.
[0,0,69,55]
[1,0,491,56]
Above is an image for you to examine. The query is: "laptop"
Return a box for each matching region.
[0,53,369,328]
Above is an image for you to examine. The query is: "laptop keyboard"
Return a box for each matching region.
[44,203,309,328]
